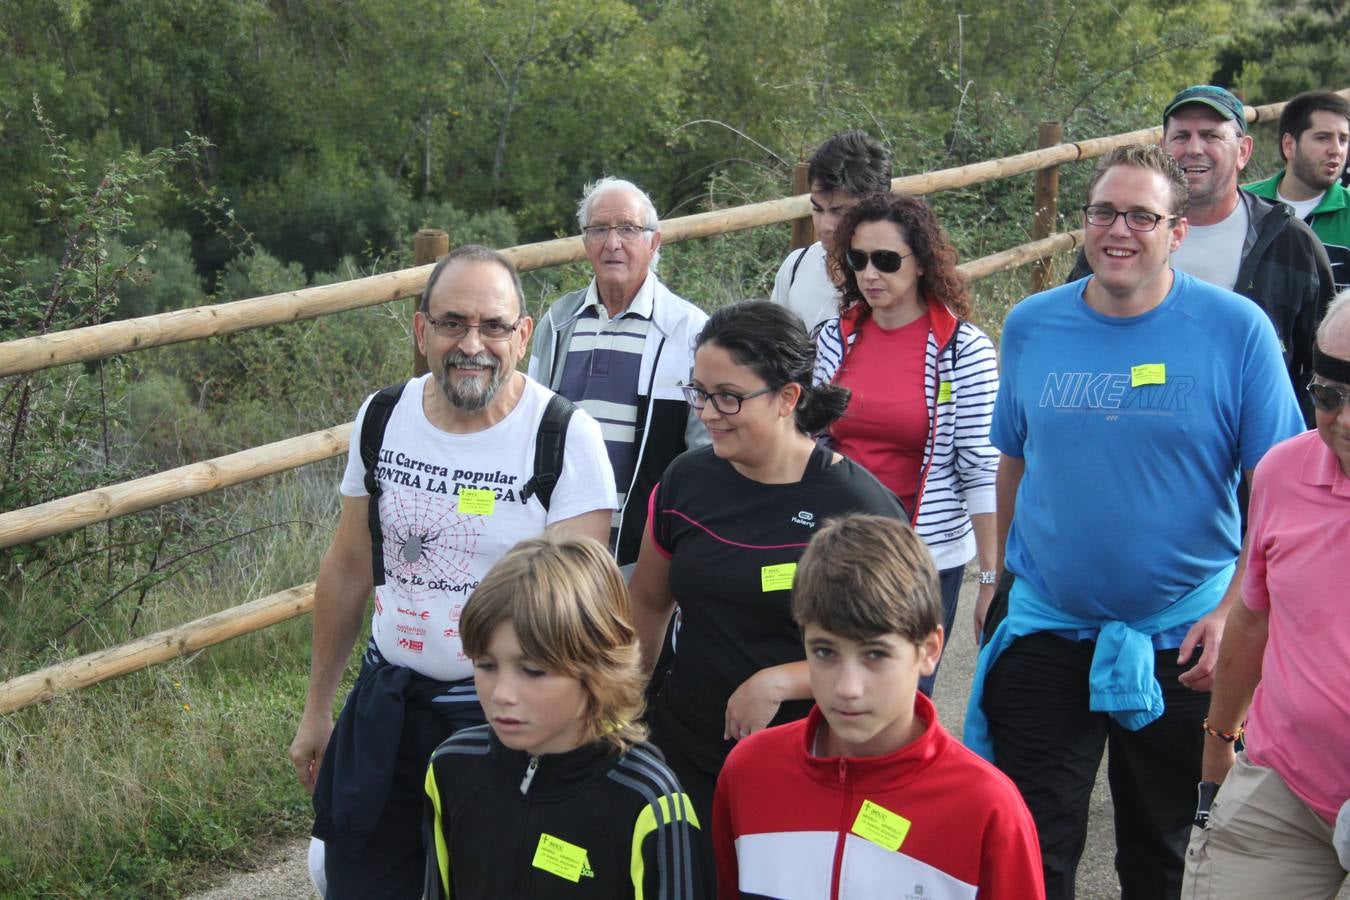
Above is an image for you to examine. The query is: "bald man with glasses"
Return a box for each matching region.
[292,245,615,899]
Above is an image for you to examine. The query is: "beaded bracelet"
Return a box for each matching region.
[1202,717,1243,743]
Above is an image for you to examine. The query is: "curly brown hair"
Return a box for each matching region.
[828,193,970,320]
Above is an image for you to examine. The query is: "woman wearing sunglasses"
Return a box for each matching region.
[815,193,999,695]
[628,300,906,829]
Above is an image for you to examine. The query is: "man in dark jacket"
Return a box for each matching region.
[1070,85,1333,424]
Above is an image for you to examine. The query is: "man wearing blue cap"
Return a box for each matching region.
[1072,85,1333,424]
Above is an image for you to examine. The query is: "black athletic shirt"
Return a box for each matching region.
[648,443,906,776]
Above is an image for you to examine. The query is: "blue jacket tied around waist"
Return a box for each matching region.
[963,563,1234,761]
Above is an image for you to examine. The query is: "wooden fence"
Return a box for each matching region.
[0,92,1336,714]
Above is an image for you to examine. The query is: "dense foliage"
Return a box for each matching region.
[4,0,1297,274]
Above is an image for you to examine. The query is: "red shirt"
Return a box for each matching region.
[829,315,930,513]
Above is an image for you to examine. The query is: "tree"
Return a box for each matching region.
[1212,0,1350,102]
[0,101,210,513]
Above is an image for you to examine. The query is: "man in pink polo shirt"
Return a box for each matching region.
[1183,289,1350,897]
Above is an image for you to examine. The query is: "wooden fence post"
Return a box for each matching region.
[1031,121,1063,293]
[789,161,814,251]
[412,228,450,376]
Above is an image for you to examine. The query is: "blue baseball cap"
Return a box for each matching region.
[1163,85,1247,134]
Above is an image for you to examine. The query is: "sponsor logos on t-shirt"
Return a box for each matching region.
[1038,371,1196,413]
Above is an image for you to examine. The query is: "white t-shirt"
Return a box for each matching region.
[1171,201,1249,290]
[1277,189,1324,221]
[770,242,839,332]
[339,374,616,680]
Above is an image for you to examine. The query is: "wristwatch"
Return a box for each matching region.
[978,570,998,585]
[1194,781,1220,828]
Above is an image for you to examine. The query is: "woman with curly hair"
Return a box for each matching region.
[815,193,1000,695]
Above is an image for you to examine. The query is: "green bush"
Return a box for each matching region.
[236,166,525,277]
[112,229,208,319]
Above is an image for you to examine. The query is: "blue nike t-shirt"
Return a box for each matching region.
[991,271,1304,629]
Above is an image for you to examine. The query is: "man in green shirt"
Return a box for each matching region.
[1246,90,1350,294]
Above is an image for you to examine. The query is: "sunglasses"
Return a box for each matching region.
[1308,381,1350,413]
[845,248,911,274]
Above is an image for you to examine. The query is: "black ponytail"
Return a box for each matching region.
[794,383,851,433]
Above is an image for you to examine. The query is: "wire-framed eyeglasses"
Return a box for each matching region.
[581,224,654,244]
[1308,380,1350,413]
[424,315,522,341]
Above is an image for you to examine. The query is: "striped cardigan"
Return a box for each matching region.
[814,301,999,570]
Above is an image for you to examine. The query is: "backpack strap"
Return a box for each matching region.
[360,381,409,587]
[520,393,577,513]
[788,246,809,288]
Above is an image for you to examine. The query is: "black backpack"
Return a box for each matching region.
[358,380,576,586]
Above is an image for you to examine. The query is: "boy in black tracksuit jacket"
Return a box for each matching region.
[425,727,705,898]
[422,533,709,899]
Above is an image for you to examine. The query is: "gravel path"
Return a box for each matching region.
[188,836,315,900]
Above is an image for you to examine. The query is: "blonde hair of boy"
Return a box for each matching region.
[460,534,649,752]
[791,514,941,645]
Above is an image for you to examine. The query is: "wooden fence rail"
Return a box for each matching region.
[0,583,316,714]
[0,125,1189,380]
[0,426,352,549]
[0,218,1085,713]
[3,90,1322,382]
[0,229,1083,550]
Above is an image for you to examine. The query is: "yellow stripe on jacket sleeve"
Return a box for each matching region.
[630,792,701,900]
[424,762,452,898]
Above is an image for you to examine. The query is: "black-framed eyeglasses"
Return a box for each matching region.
[1308,380,1350,412]
[424,315,522,341]
[680,383,774,415]
[1081,205,1178,232]
[581,224,654,244]
[845,248,910,274]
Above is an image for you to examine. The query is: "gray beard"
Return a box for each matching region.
[435,352,505,412]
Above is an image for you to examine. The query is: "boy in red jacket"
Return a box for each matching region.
[712,514,1043,899]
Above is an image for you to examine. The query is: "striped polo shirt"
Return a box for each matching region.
[557,277,655,534]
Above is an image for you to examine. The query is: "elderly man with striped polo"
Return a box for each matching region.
[529,177,708,569]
